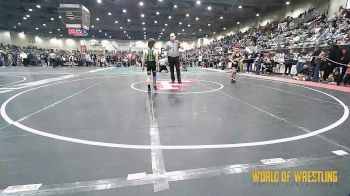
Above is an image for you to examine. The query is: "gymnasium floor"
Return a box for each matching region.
[0,67,349,196]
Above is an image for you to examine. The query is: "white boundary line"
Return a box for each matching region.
[0,76,348,150]
[0,76,26,87]
[148,94,169,192]
[88,67,114,73]
[16,83,99,123]
[1,152,347,195]
[202,68,230,73]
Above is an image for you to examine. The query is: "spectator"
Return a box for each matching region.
[343,62,350,86]
[283,50,294,76]
[325,44,342,80]
[312,51,327,82]
[340,48,350,76]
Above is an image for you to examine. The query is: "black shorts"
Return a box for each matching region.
[319,62,326,71]
[231,61,239,69]
[146,61,156,75]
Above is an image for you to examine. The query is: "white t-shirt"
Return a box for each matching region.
[20,52,27,59]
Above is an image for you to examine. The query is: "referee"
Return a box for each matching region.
[165,33,183,84]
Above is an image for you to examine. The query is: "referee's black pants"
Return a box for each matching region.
[168,56,181,83]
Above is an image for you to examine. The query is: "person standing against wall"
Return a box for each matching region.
[165,33,183,84]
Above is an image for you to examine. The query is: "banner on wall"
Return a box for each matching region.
[68,28,88,37]
[80,45,87,52]
[90,40,102,46]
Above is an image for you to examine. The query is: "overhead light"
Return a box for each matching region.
[141,14,145,17]
[182,29,185,32]
[120,27,123,29]
[162,29,165,31]
[143,27,146,30]
[199,28,202,31]
[59,16,62,19]
[213,32,216,34]
[223,27,226,30]
[35,27,39,30]
[168,16,172,19]
[108,12,112,16]
[97,0,102,3]
[220,16,223,19]
[115,21,118,24]
[256,13,260,17]
[18,23,21,25]
[238,5,242,8]
[144,32,146,34]
[23,17,27,20]
[154,21,158,24]
[196,0,201,5]
[179,22,182,25]
[60,34,63,37]
[91,25,95,28]
[50,18,54,21]
[187,24,191,27]
[28,9,33,12]
[139,1,144,6]
[105,33,107,36]
[186,13,189,17]
[207,6,212,11]
[49,31,52,34]
[158,0,163,2]
[26,15,30,17]
[196,17,199,21]
[208,24,211,26]
[96,18,100,21]
[92,35,95,38]
[165,23,168,26]
[109,35,111,38]
[127,19,131,22]
[57,29,61,31]
[237,21,240,24]
[123,9,127,13]
[36,5,41,8]
[142,22,145,25]
[206,35,208,37]
[286,1,290,5]
[43,24,46,26]
[156,11,160,15]
[161,32,163,35]
[123,31,126,33]
[99,30,102,32]
[174,4,177,8]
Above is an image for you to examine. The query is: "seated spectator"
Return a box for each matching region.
[297,64,311,81]
[343,62,350,86]
[295,49,308,76]
[328,67,342,85]
[262,54,274,75]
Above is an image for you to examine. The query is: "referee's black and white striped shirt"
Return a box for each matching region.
[165,41,180,58]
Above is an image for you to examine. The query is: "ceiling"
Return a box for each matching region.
[0,0,297,41]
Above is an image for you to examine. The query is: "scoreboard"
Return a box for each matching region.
[58,4,90,36]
